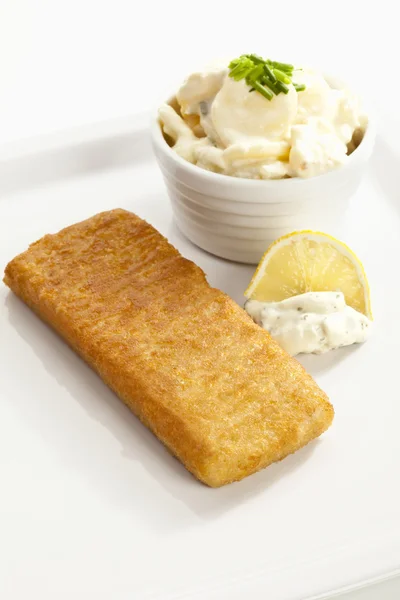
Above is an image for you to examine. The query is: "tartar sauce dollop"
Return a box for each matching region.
[245,291,371,356]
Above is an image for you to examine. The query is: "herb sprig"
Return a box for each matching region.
[228,54,305,101]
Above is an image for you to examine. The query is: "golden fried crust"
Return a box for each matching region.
[3,209,334,486]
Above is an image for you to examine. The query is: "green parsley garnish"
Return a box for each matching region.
[228,54,305,101]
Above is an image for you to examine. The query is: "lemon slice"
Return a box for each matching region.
[245,231,372,318]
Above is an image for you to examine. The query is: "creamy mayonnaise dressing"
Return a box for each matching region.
[245,292,371,355]
[159,62,366,180]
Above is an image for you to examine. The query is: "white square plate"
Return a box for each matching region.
[1,123,399,600]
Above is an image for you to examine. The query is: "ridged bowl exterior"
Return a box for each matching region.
[151,109,376,264]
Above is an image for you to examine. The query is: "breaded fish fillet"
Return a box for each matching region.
[3,209,333,487]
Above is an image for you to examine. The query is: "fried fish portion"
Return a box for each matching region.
[3,209,333,486]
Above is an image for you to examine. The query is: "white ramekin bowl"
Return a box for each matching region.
[151,98,376,264]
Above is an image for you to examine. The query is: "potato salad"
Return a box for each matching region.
[159,54,366,180]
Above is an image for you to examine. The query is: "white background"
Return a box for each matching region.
[1,2,400,599]
[0,0,399,143]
